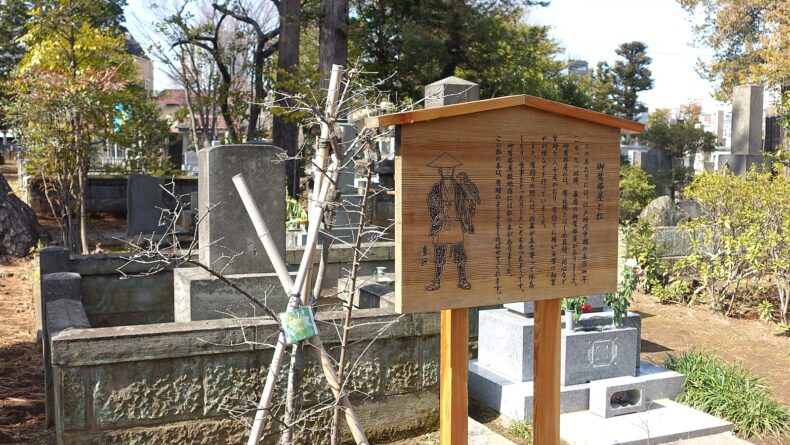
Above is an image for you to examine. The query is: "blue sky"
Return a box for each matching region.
[127,0,725,113]
[530,0,724,112]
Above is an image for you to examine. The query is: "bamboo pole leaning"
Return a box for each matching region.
[234,174,368,445]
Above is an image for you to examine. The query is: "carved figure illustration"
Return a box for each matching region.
[425,152,481,291]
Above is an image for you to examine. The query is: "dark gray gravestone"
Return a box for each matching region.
[198,143,285,275]
[126,174,167,237]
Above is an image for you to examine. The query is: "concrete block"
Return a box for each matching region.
[561,326,638,385]
[478,309,533,382]
[35,247,72,341]
[173,267,291,322]
[589,376,646,418]
[126,173,167,237]
[198,143,285,275]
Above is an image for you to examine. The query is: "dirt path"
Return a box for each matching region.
[0,257,54,444]
[633,292,790,406]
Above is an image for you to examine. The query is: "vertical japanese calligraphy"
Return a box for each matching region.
[488,134,606,292]
[494,137,503,293]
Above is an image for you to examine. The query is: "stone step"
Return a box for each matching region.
[559,399,733,445]
[468,360,684,421]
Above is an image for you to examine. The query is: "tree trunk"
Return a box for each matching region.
[274,0,302,198]
[0,173,44,257]
[318,0,348,75]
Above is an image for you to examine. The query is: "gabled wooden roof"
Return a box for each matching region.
[364,94,645,133]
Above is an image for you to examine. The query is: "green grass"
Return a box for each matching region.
[506,418,533,443]
[664,349,789,439]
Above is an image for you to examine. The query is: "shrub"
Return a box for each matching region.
[664,350,789,439]
[652,279,691,304]
[622,221,663,293]
[678,169,790,320]
[619,164,655,224]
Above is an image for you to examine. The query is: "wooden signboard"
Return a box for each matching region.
[367,95,644,314]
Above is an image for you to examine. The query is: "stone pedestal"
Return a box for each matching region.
[173,268,292,322]
[561,327,638,385]
[469,307,681,422]
[477,309,640,385]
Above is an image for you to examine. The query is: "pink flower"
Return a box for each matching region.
[582,304,592,313]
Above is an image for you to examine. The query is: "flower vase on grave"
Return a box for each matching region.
[564,310,574,332]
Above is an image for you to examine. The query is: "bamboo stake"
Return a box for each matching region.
[234,174,368,445]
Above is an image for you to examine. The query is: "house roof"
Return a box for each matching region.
[364,94,645,133]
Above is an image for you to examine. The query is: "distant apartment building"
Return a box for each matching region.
[125,34,153,92]
[567,59,589,77]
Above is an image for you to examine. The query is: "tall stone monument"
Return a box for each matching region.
[727,84,765,175]
[174,143,291,321]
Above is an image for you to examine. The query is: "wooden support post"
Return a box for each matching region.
[440,307,468,445]
[533,298,562,445]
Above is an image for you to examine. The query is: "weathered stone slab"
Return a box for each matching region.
[203,351,268,416]
[54,367,87,432]
[383,337,422,395]
[173,267,291,322]
[82,272,173,327]
[589,376,646,418]
[478,309,534,382]
[654,226,692,258]
[93,358,203,427]
[46,299,90,337]
[198,143,285,275]
[561,326,638,385]
[41,272,81,427]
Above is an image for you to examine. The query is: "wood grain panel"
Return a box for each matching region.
[395,106,621,313]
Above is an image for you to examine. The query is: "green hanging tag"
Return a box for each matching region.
[279,306,318,344]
